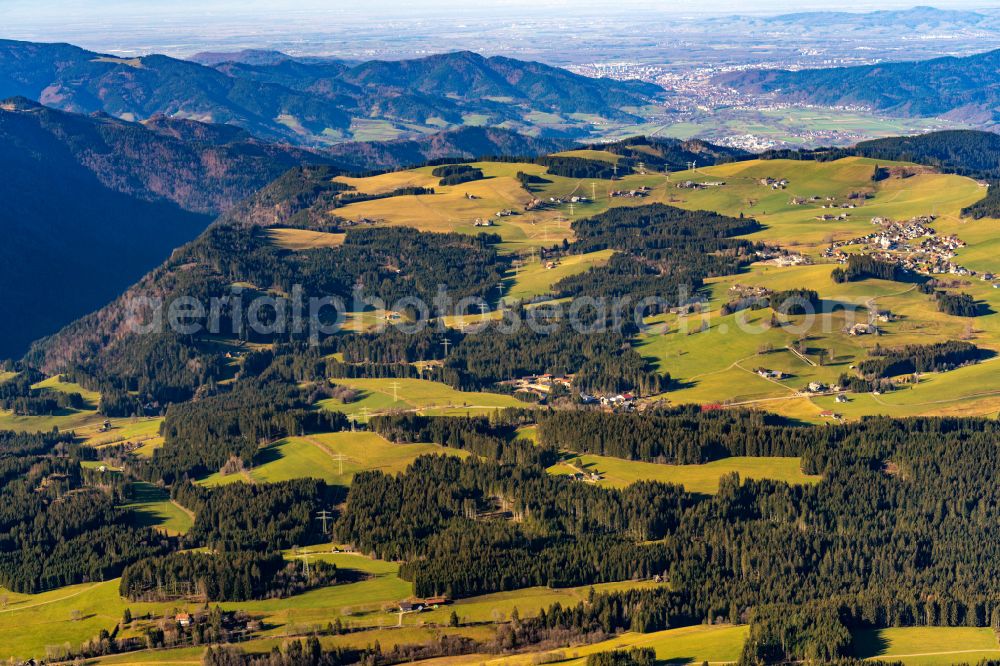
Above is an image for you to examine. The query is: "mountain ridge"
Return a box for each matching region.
[0,39,662,147]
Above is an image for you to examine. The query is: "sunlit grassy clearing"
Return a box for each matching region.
[32,374,100,406]
[0,375,103,432]
[198,432,469,487]
[77,417,165,456]
[504,249,614,302]
[853,626,1000,665]
[549,454,819,494]
[90,626,496,665]
[0,542,661,661]
[427,623,749,666]
[552,149,622,163]
[122,482,194,535]
[318,377,523,418]
[265,227,345,250]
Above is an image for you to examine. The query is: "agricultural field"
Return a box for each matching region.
[852,626,1000,665]
[122,482,194,535]
[551,149,622,163]
[0,537,659,663]
[331,162,586,252]
[198,432,468,487]
[635,261,1000,420]
[645,107,969,148]
[0,375,102,432]
[504,249,614,303]
[317,377,524,420]
[411,623,749,666]
[548,454,820,494]
[623,156,1000,419]
[78,417,165,455]
[265,227,346,250]
[322,155,1000,420]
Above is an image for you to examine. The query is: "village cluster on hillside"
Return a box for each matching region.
[822,215,988,279]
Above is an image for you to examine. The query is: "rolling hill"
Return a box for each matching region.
[0,39,663,146]
[0,93,584,360]
[5,127,1000,666]
[719,47,1000,125]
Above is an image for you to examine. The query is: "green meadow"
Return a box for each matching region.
[199,431,469,487]
[122,482,194,535]
[318,377,524,420]
[852,626,1000,665]
[548,454,820,494]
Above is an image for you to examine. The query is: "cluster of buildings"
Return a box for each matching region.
[715,134,781,152]
[676,180,725,190]
[848,322,878,336]
[609,186,650,198]
[397,597,450,613]
[821,215,973,277]
[805,381,842,394]
[770,254,811,267]
[759,177,789,190]
[579,392,638,410]
[501,373,574,399]
[524,195,589,211]
[472,209,519,226]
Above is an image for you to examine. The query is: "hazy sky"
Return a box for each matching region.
[6,0,1000,24]
[6,0,1000,58]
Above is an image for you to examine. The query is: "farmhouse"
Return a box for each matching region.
[849,323,877,336]
[423,596,449,606]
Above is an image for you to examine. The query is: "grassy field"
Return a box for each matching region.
[552,149,621,163]
[412,623,749,665]
[632,180,1000,419]
[852,626,1000,665]
[78,417,165,455]
[32,375,101,405]
[322,157,1000,419]
[317,377,524,420]
[549,454,819,494]
[326,155,988,256]
[0,538,660,663]
[331,162,584,252]
[199,432,468,487]
[265,227,345,250]
[88,626,497,665]
[122,482,194,535]
[504,249,614,302]
[0,375,103,432]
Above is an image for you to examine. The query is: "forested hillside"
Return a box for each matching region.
[0,98,338,358]
[720,48,1000,125]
